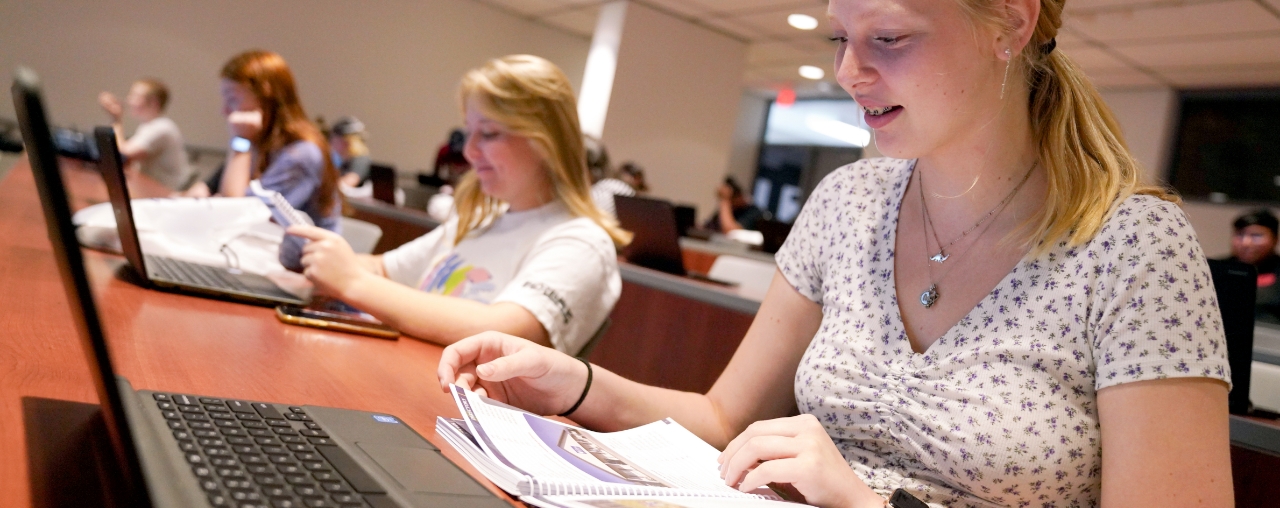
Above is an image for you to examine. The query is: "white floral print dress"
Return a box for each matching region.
[775,158,1231,508]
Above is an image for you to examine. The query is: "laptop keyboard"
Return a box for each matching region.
[154,393,388,508]
[146,255,254,293]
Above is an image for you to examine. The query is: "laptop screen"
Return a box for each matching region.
[12,68,153,505]
[1208,258,1257,415]
[93,126,150,277]
[614,195,686,276]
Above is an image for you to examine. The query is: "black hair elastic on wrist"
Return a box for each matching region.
[1041,37,1057,55]
[558,357,593,417]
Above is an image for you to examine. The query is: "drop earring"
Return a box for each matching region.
[999,48,1012,100]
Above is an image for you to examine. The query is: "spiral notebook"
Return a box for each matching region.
[436,386,812,507]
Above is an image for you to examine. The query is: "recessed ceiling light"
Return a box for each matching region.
[799,65,825,80]
[787,14,818,30]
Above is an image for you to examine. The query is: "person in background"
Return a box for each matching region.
[1227,208,1280,322]
[704,176,764,232]
[432,128,470,184]
[98,78,194,195]
[618,161,648,194]
[216,49,342,270]
[585,135,634,217]
[425,128,472,221]
[287,55,631,354]
[330,116,372,188]
[437,0,1233,506]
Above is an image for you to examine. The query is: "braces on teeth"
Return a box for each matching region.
[864,105,897,116]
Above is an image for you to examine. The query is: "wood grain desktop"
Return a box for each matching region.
[0,157,518,507]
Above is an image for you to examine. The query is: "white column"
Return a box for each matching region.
[577,0,628,139]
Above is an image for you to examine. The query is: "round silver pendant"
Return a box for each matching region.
[920,284,939,308]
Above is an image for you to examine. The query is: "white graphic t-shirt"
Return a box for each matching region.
[381,201,620,354]
[130,117,192,190]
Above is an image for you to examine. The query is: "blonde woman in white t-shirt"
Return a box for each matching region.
[436,0,1234,506]
[289,55,631,355]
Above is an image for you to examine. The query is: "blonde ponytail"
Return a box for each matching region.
[958,0,1177,254]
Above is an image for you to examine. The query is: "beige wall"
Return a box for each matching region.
[1099,87,1179,185]
[1099,86,1268,258]
[601,2,747,220]
[724,93,769,189]
[0,0,588,174]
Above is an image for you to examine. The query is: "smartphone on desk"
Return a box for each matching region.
[275,304,399,340]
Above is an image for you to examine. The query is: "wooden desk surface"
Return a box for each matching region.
[0,157,516,506]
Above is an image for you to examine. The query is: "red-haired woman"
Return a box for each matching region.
[211,50,341,269]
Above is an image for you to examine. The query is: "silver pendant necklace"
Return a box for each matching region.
[916,162,1035,308]
[920,163,1035,264]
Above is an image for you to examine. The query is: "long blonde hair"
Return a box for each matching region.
[453,55,631,247]
[957,0,1176,253]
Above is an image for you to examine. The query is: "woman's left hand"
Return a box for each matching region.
[227,109,263,140]
[718,414,883,508]
[288,225,367,297]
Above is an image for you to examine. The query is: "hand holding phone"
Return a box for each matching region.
[276,304,399,340]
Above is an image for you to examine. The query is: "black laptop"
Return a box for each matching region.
[15,67,506,508]
[614,195,689,276]
[91,125,306,306]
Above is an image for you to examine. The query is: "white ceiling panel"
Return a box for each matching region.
[701,17,762,41]
[1158,64,1280,87]
[747,63,824,83]
[730,4,831,40]
[1061,46,1133,72]
[1053,30,1090,51]
[1067,1,1280,43]
[1080,67,1164,88]
[480,0,571,17]
[687,0,822,17]
[1115,35,1280,69]
[540,5,600,38]
[1065,0,1223,13]
[465,0,1280,89]
[641,0,712,18]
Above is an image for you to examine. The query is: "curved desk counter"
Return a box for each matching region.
[587,263,762,394]
[0,158,517,507]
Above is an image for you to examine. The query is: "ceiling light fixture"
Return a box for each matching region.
[787,14,818,30]
[799,65,825,80]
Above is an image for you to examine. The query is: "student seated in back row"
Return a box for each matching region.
[438,0,1233,506]
[329,116,372,188]
[1225,208,1280,323]
[184,50,343,269]
[288,55,630,355]
[704,176,764,233]
[98,78,194,195]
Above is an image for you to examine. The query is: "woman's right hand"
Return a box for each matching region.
[438,331,589,416]
[98,92,123,120]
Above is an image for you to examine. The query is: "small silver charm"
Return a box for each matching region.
[929,252,949,263]
[920,284,939,308]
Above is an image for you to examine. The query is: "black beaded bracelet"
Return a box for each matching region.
[558,357,593,417]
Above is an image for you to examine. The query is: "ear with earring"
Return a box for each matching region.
[999,47,1013,100]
